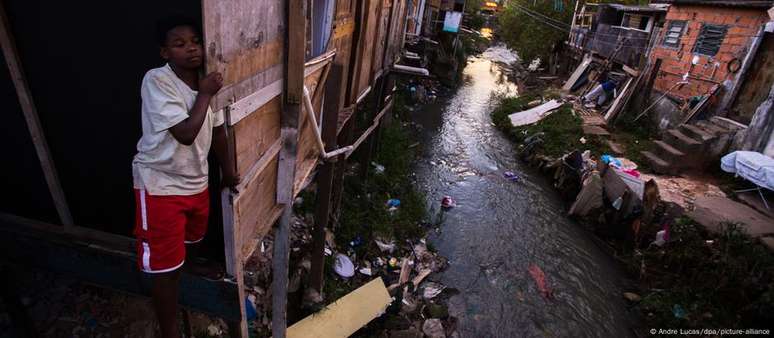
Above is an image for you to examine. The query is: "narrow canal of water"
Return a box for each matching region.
[411,45,640,337]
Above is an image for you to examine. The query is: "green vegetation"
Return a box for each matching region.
[628,219,774,329]
[491,95,611,158]
[498,0,646,64]
[498,0,572,64]
[323,87,429,301]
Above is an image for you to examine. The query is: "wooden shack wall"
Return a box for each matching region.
[354,0,382,98]
[372,0,392,76]
[203,0,330,264]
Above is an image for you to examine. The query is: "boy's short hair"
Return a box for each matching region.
[155,15,202,47]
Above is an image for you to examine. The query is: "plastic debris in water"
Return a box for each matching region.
[441,196,456,209]
[503,171,520,182]
[349,235,363,247]
[374,238,396,253]
[386,199,401,208]
[672,304,686,319]
[245,296,257,320]
[372,162,386,174]
[528,264,553,299]
[334,254,355,278]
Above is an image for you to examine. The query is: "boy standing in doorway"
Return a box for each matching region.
[132,16,239,337]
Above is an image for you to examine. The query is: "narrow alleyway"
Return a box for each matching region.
[411,46,640,337]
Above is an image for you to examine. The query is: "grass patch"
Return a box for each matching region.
[491,95,611,158]
[321,85,431,316]
[630,218,774,329]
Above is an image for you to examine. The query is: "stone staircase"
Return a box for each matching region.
[641,117,746,175]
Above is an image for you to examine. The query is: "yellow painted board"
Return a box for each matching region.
[286,278,392,338]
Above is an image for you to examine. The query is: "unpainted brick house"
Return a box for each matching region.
[649,0,774,156]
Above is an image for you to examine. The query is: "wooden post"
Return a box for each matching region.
[273,0,306,336]
[221,105,248,338]
[0,0,73,227]
[358,76,385,179]
[640,58,662,108]
[309,62,347,293]
[716,25,765,116]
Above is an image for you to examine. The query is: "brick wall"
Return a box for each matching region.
[649,5,769,100]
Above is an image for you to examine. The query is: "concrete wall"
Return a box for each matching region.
[650,5,770,100]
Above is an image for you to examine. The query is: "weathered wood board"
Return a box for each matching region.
[354,0,380,99]
[202,0,285,112]
[286,278,392,338]
[372,0,391,77]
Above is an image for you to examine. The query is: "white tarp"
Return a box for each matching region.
[508,99,563,127]
[721,151,774,191]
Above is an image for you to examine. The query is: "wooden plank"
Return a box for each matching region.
[0,1,73,227]
[622,64,639,77]
[233,97,282,175]
[286,278,392,338]
[202,0,285,112]
[273,0,306,335]
[356,0,380,97]
[234,154,280,258]
[0,212,243,321]
[229,79,283,126]
[227,49,331,126]
[345,99,393,158]
[563,54,592,91]
[604,77,634,122]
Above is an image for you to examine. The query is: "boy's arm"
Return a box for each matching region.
[168,72,223,145]
[213,125,240,190]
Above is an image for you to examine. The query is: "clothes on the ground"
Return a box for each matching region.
[134,188,210,273]
[583,80,617,106]
[601,80,616,92]
[132,64,223,196]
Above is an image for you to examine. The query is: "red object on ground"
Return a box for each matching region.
[441,195,456,208]
[528,264,553,299]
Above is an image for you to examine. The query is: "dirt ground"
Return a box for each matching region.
[0,267,227,338]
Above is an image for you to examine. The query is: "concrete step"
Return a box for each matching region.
[653,140,687,164]
[709,116,747,132]
[664,129,703,153]
[641,150,677,175]
[695,120,730,136]
[680,124,715,143]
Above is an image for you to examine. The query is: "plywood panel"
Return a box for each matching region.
[292,64,328,196]
[371,0,390,76]
[233,97,281,176]
[202,0,284,111]
[234,152,280,256]
[353,0,380,98]
[386,0,406,66]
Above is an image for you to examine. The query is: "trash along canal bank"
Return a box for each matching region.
[488,49,774,332]
[409,45,642,337]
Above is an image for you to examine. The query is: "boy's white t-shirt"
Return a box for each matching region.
[132,64,224,196]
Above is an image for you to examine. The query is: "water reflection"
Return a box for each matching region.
[411,45,639,337]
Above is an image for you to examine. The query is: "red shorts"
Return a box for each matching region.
[134,188,209,273]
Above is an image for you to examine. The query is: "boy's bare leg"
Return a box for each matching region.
[152,269,181,338]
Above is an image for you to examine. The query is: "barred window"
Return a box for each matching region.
[693,24,728,56]
[662,20,686,48]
